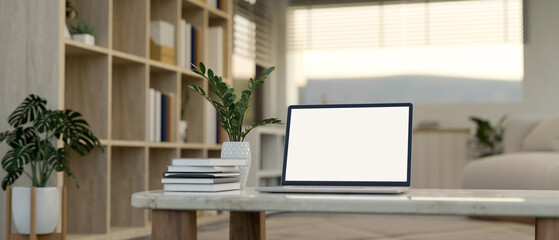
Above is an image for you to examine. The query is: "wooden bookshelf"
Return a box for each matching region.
[59,0,233,239]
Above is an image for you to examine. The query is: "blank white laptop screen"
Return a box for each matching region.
[283,104,411,184]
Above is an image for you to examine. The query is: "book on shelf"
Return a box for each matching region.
[171,158,247,166]
[149,88,155,142]
[179,19,186,67]
[164,182,240,192]
[165,93,175,142]
[163,172,241,178]
[161,177,239,184]
[190,27,202,69]
[155,90,162,142]
[149,89,175,142]
[161,92,167,141]
[179,20,193,68]
[150,20,175,65]
[167,165,238,173]
[208,0,223,10]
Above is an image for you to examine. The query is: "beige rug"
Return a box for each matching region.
[198,213,534,240]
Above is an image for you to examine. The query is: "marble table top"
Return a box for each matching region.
[132,188,559,217]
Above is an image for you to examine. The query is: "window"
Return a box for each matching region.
[287,0,524,104]
[233,0,275,122]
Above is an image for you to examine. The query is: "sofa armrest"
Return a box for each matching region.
[463,152,559,190]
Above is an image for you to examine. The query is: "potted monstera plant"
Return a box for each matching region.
[189,62,282,188]
[0,94,102,234]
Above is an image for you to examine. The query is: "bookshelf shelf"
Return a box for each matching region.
[58,0,232,238]
[65,40,110,56]
[208,8,229,20]
[112,50,148,65]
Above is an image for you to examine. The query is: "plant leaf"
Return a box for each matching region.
[8,94,47,127]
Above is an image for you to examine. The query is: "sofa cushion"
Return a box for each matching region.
[463,152,559,190]
[502,116,540,153]
[522,117,559,151]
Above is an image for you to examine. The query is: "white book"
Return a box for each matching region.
[179,19,186,67]
[149,88,155,142]
[150,20,174,48]
[164,182,240,192]
[161,177,239,184]
[155,90,162,142]
[163,172,241,178]
[172,158,247,166]
[207,26,223,75]
[206,101,217,144]
[167,165,238,172]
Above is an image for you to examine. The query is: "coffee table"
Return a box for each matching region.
[132,188,559,240]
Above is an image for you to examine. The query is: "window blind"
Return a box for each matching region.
[287,0,523,51]
[234,0,274,66]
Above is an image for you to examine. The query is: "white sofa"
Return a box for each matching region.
[463,116,559,190]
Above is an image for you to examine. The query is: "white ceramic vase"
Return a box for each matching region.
[221,142,251,188]
[72,33,95,45]
[179,120,188,142]
[12,187,60,234]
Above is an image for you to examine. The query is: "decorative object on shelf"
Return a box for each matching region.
[65,0,77,39]
[71,20,95,45]
[179,120,188,143]
[189,62,282,188]
[180,90,189,142]
[65,0,78,19]
[0,94,102,234]
[469,115,506,157]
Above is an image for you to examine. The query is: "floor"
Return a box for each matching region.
[198,213,535,240]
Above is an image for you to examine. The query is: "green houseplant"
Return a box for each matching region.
[469,116,506,157]
[189,62,282,142]
[71,20,95,45]
[189,62,282,188]
[0,94,102,234]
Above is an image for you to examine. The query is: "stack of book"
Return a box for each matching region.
[150,20,175,65]
[162,158,247,192]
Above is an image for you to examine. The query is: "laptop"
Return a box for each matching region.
[256,103,413,194]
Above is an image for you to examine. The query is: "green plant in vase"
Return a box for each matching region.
[1,94,102,189]
[71,20,95,45]
[0,94,102,234]
[189,62,282,142]
[71,20,94,35]
[189,62,282,188]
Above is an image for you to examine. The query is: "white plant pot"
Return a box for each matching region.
[12,187,60,234]
[221,142,251,188]
[72,33,95,45]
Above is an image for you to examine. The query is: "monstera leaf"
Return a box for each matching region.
[8,94,46,128]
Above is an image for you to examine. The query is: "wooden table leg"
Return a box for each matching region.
[152,210,197,240]
[229,211,266,240]
[536,218,559,240]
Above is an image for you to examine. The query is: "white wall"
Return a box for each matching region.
[0,1,60,238]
